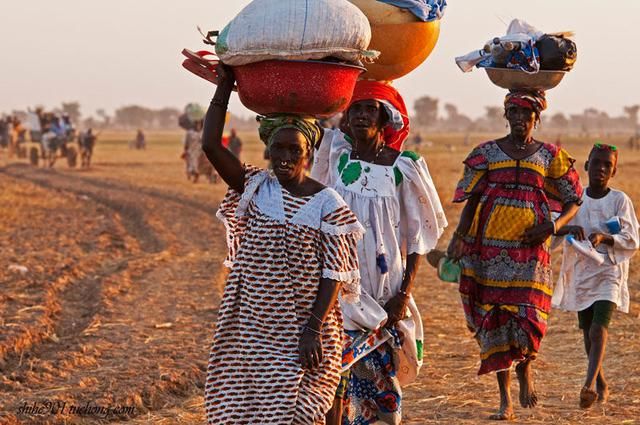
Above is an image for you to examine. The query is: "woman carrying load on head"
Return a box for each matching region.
[202,64,366,425]
[311,81,448,425]
[448,90,583,421]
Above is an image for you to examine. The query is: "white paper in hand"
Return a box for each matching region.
[566,235,606,265]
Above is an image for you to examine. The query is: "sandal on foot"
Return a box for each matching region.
[580,386,598,409]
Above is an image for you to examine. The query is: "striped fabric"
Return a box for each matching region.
[205,168,364,424]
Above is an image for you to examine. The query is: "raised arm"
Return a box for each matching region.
[201,65,245,192]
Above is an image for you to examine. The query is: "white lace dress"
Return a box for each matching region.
[311,129,447,315]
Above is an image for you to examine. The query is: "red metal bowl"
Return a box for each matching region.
[233,60,366,117]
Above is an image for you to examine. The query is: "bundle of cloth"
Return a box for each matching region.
[369,0,447,22]
[212,0,378,66]
[455,18,577,74]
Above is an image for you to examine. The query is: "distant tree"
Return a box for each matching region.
[484,106,504,131]
[114,105,154,129]
[83,116,98,129]
[444,103,458,121]
[582,108,610,137]
[414,96,439,127]
[61,102,82,123]
[624,105,640,130]
[442,103,472,132]
[550,112,569,131]
[154,107,181,129]
[96,109,111,127]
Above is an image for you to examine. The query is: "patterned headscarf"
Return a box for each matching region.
[348,81,410,151]
[504,90,548,115]
[258,114,322,150]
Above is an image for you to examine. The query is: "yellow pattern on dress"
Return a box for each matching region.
[484,204,536,241]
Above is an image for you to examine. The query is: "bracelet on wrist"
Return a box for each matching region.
[309,312,325,325]
[210,98,228,109]
[304,325,322,336]
[398,289,410,298]
[453,229,466,239]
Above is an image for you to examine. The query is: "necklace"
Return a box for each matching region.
[512,136,534,151]
[353,137,386,163]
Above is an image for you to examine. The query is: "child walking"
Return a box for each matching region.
[553,143,639,409]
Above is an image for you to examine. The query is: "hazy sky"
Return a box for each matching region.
[2,0,639,119]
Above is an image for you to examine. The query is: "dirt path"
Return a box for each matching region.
[0,163,227,424]
[1,137,639,424]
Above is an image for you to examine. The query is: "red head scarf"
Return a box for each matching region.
[348,81,410,151]
[504,90,548,114]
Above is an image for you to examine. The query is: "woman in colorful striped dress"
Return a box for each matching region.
[201,65,365,425]
[448,90,583,421]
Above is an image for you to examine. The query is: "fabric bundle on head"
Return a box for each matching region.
[348,81,410,151]
[258,114,322,150]
[504,90,548,114]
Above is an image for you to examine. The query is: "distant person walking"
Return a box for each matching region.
[79,128,97,168]
[227,128,242,159]
[133,129,146,150]
[0,116,9,149]
[182,120,215,183]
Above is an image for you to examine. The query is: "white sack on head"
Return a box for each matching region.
[214,0,377,66]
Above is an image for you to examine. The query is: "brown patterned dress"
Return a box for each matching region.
[205,167,364,425]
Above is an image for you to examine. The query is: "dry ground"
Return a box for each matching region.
[0,131,638,425]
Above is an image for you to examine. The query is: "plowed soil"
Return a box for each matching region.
[1,132,638,424]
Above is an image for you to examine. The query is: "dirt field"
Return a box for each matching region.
[0,132,638,425]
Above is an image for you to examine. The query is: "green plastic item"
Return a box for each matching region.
[437,257,461,283]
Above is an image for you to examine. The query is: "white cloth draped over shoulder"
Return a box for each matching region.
[553,189,639,313]
[311,128,447,328]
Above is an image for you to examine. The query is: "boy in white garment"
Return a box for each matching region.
[553,143,639,409]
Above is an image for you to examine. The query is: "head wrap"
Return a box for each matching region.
[504,90,548,115]
[258,114,322,150]
[590,141,619,162]
[347,81,410,151]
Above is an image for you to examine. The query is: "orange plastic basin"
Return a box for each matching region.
[348,0,440,81]
[364,20,440,81]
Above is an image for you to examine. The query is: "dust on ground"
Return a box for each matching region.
[1,132,638,424]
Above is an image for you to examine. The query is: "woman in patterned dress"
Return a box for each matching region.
[312,81,447,425]
[448,90,583,421]
[201,65,365,425]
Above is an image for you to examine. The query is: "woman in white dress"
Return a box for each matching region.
[311,81,447,425]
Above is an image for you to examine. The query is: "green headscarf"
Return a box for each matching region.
[258,114,321,150]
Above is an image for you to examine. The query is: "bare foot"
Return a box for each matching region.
[489,408,515,421]
[597,386,609,404]
[516,360,538,408]
[580,386,598,409]
[596,381,609,404]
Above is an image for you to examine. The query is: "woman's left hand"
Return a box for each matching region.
[299,328,323,371]
[522,221,554,245]
[383,293,409,329]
